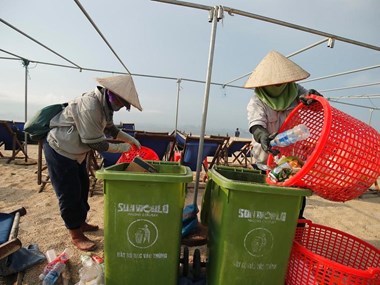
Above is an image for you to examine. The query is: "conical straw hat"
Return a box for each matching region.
[96,75,143,111]
[244,50,310,88]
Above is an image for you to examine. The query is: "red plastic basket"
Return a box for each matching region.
[116,146,159,163]
[266,96,380,202]
[286,220,380,285]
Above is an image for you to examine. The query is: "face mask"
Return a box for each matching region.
[107,90,130,111]
[263,84,287,97]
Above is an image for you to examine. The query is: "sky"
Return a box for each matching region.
[1,0,380,138]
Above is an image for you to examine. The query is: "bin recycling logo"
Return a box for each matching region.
[244,228,274,257]
[127,219,158,249]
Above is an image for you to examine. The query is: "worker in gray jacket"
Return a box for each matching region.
[44,75,142,251]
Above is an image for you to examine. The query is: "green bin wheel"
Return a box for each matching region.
[192,248,201,281]
[182,246,189,277]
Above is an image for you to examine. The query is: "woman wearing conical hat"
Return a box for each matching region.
[245,51,321,219]
[245,50,321,166]
[44,75,142,251]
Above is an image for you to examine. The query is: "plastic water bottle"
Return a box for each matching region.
[270,124,310,147]
[39,248,73,280]
[42,262,66,285]
[77,255,104,285]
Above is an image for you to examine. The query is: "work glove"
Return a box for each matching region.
[251,125,280,156]
[107,142,132,153]
[299,89,323,105]
[116,131,141,149]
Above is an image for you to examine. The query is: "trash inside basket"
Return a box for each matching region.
[116,146,159,163]
[267,95,380,202]
[286,220,380,285]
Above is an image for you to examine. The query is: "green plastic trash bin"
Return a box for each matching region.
[96,161,193,285]
[203,166,311,285]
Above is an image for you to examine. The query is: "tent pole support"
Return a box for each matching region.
[193,6,223,206]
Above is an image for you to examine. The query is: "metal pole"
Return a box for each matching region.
[22,59,29,161]
[193,6,221,205]
[174,79,181,137]
[286,38,330,58]
[328,99,380,110]
[223,38,330,87]
[222,6,380,52]
[73,0,131,74]
[302,65,380,83]
[321,81,380,93]
[369,109,374,126]
[151,0,211,11]
[1,19,82,69]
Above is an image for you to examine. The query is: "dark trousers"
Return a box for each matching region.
[299,196,306,219]
[43,140,90,229]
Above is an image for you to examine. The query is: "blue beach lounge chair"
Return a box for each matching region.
[134,132,176,161]
[179,135,225,172]
[0,120,28,163]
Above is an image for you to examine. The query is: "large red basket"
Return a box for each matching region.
[116,146,159,163]
[266,96,380,202]
[286,220,380,285]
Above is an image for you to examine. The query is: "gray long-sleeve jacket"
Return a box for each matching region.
[47,87,118,163]
[247,84,308,164]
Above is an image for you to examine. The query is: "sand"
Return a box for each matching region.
[0,144,379,284]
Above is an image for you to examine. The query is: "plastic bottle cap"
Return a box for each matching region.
[63,247,74,258]
[81,254,94,267]
[45,249,57,263]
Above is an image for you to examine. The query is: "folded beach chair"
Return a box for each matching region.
[134,132,176,161]
[0,120,28,163]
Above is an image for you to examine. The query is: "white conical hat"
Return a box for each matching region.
[96,75,142,111]
[244,50,310,88]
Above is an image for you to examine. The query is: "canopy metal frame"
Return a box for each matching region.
[1,1,380,198]
[151,0,380,204]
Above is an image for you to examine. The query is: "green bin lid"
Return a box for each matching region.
[209,166,311,197]
[96,160,193,183]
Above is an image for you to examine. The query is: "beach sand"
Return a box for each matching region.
[0,144,379,284]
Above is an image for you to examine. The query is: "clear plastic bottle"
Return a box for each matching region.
[270,124,310,147]
[42,262,66,285]
[76,255,104,285]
